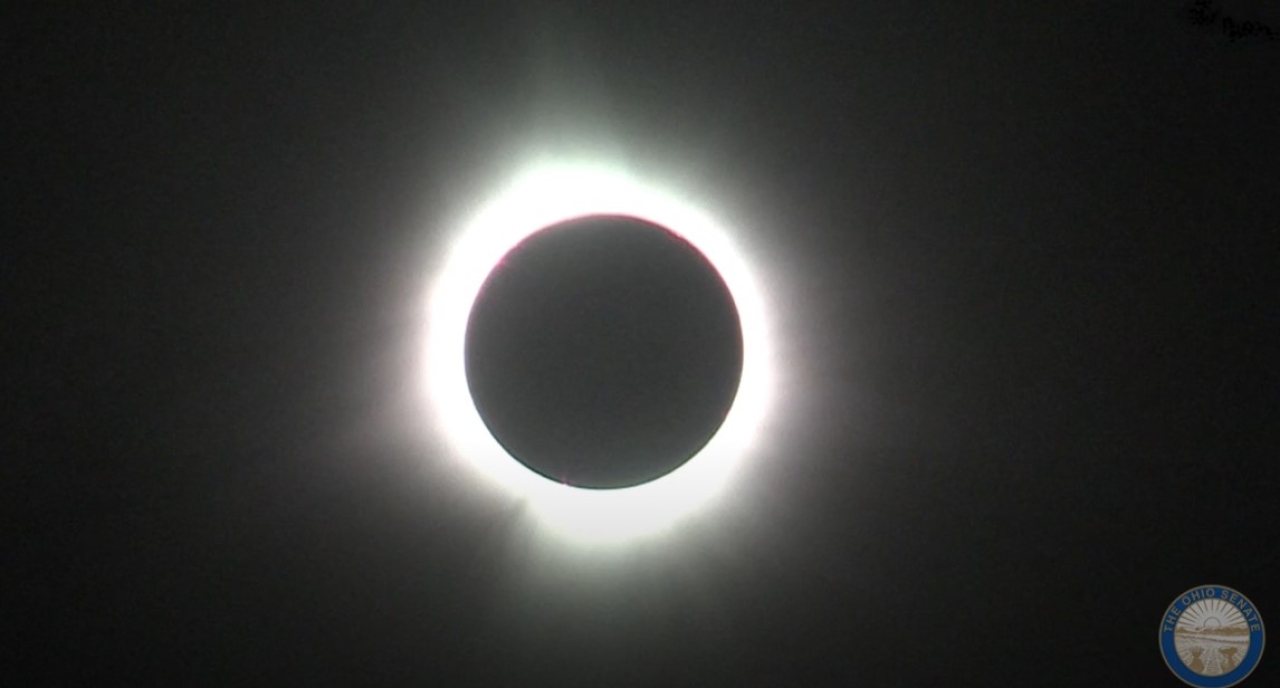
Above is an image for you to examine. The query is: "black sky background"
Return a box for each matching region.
[7,2,1279,684]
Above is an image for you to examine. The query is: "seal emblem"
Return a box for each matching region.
[1161,585,1265,687]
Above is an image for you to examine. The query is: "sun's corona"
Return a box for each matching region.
[424,162,773,544]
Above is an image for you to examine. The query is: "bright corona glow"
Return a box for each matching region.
[425,162,773,544]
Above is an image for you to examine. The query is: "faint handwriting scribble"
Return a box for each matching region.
[1185,0,1277,43]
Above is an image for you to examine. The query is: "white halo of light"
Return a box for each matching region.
[425,161,774,544]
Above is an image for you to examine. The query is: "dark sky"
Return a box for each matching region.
[7,1,1279,684]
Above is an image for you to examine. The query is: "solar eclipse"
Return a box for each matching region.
[463,213,744,490]
[425,163,775,543]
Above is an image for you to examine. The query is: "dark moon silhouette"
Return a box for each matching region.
[464,214,744,489]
